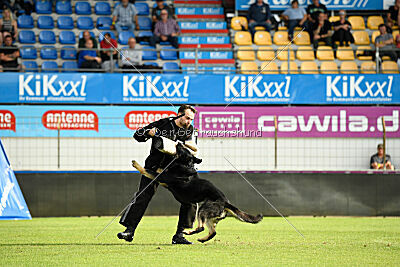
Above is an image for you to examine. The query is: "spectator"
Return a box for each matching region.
[121,37,162,72]
[312,12,333,49]
[332,10,354,47]
[13,0,34,16]
[0,9,18,44]
[78,39,102,70]
[112,0,139,34]
[306,0,328,24]
[100,33,118,71]
[247,0,272,37]
[0,35,20,72]
[152,0,173,26]
[370,144,395,170]
[387,0,400,29]
[281,0,307,41]
[79,31,98,49]
[374,24,397,62]
[395,32,400,58]
[150,10,180,48]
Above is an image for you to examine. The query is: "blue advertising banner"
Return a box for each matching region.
[235,0,384,11]
[0,73,399,105]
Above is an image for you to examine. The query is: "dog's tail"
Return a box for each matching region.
[224,202,263,224]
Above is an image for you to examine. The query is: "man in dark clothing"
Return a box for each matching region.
[370,144,394,170]
[78,31,98,49]
[152,0,173,27]
[312,12,333,49]
[306,0,328,37]
[0,35,20,72]
[387,0,400,28]
[247,0,272,37]
[118,105,198,245]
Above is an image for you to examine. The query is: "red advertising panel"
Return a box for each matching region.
[124,110,177,130]
[0,110,16,132]
[42,110,99,131]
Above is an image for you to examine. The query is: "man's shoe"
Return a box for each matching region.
[172,233,192,245]
[117,227,134,242]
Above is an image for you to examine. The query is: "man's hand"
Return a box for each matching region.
[160,35,168,41]
[147,127,157,137]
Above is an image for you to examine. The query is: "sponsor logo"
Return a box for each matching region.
[181,37,200,44]
[202,7,222,14]
[0,110,16,131]
[124,111,177,130]
[179,22,199,29]
[239,0,375,9]
[206,37,228,44]
[198,112,245,132]
[177,7,195,14]
[210,52,230,59]
[205,22,225,29]
[18,74,87,102]
[42,110,98,131]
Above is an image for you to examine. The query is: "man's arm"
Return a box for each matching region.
[133,119,167,142]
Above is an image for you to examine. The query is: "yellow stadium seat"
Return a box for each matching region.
[348,16,365,30]
[300,61,318,74]
[356,46,373,60]
[340,61,359,74]
[231,16,248,30]
[240,62,258,74]
[293,31,311,45]
[367,16,384,30]
[254,31,272,45]
[255,26,265,31]
[371,31,380,43]
[261,61,279,74]
[336,47,355,60]
[276,46,295,60]
[273,31,289,45]
[278,26,287,30]
[360,61,376,74]
[393,30,400,41]
[320,61,339,74]
[296,46,315,61]
[382,61,399,74]
[257,46,275,61]
[237,46,255,61]
[329,16,340,23]
[316,46,334,60]
[353,31,370,45]
[280,61,299,74]
[234,31,252,45]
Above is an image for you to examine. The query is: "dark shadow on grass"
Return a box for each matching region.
[0,243,176,247]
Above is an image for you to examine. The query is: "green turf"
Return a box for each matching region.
[0,216,399,266]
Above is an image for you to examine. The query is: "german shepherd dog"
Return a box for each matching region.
[132,140,263,243]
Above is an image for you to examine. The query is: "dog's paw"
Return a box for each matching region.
[197,238,207,243]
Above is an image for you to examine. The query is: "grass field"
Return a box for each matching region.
[0,216,399,266]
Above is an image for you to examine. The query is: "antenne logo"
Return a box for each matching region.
[198,112,245,132]
[124,111,177,130]
[0,110,16,132]
[42,110,98,131]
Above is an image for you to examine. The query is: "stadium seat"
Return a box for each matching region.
[348,16,365,30]
[163,62,180,73]
[296,46,315,61]
[75,1,92,15]
[18,30,35,44]
[320,61,338,74]
[56,1,72,14]
[367,16,384,30]
[135,3,149,15]
[240,62,258,74]
[40,46,57,60]
[39,31,56,44]
[360,61,376,74]
[118,31,135,45]
[35,1,52,14]
[353,31,370,45]
[280,61,299,74]
[340,61,358,74]
[382,61,399,74]
[77,17,94,30]
[97,17,112,30]
[371,31,380,44]
[316,46,334,61]
[234,31,252,45]
[138,31,153,44]
[144,62,159,67]
[37,16,54,29]
[393,30,400,41]
[336,47,355,60]
[99,31,116,42]
[260,61,278,74]
[61,46,77,60]
[142,47,157,60]
[62,61,79,72]
[237,46,255,61]
[257,46,274,61]
[300,61,318,74]
[293,31,310,45]
[231,16,248,30]
[273,31,289,45]
[276,46,295,61]
[356,46,373,60]
[41,61,59,72]
[17,15,34,29]
[23,61,39,71]
[254,26,265,31]
[160,47,178,60]
[254,31,272,46]
[59,31,76,44]
[95,2,111,15]
[329,16,340,23]
[138,17,152,31]
[57,16,74,29]
[20,46,37,59]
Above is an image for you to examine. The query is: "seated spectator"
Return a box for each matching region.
[150,10,180,48]
[306,0,328,37]
[78,39,102,70]
[121,37,162,72]
[13,0,34,16]
[247,0,272,36]
[370,144,395,170]
[395,32,400,58]
[152,0,173,27]
[312,12,333,49]
[332,10,354,47]
[0,9,18,44]
[374,24,397,62]
[0,0,13,13]
[79,31,98,49]
[281,0,307,41]
[100,33,118,71]
[387,0,400,29]
[112,0,139,34]
[0,35,20,72]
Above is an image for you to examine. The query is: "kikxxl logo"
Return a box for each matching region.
[42,110,98,131]
[124,111,177,130]
[0,110,16,131]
